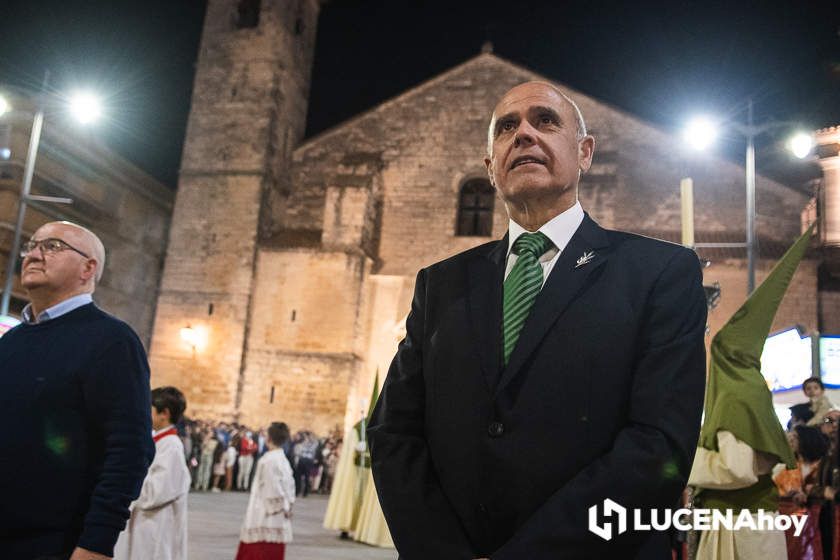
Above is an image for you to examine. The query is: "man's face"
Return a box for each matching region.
[485,82,594,208]
[21,223,95,295]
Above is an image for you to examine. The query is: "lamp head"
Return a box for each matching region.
[683,116,718,151]
[69,91,102,124]
[788,132,813,159]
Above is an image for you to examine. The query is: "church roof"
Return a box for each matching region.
[296,52,667,151]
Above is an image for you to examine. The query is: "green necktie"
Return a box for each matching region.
[503,232,554,366]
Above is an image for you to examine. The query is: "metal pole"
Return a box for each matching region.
[1,108,44,316]
[1,72,49,317]
[745,99,756,295]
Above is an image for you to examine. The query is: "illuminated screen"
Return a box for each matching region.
[821,336,840,388]
[760,328,812,393]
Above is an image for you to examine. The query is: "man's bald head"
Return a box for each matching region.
[487,81,588,156]
[32,221,106,285]
[483,81,595,230]
[54,222,105,284]
[20,221,106,314]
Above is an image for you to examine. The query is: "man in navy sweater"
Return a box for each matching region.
[0,221,155,560]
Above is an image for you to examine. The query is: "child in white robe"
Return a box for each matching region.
[236,422,296,560]
[115,386,192,560]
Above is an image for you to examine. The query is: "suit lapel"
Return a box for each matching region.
[467,233,508,393]
[494,214,611,398]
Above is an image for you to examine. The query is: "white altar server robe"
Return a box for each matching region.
[114,428,191,560]
[240,448,296,543]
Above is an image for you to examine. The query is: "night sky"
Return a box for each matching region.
[1,0,838,188]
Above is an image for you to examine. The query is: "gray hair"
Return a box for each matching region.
[486,82,588,156]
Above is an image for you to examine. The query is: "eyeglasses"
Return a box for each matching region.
[824,417,839,425]
[20,238,90,259]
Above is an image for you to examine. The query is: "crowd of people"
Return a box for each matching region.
[177,419,343,498]
[773,377,840,559]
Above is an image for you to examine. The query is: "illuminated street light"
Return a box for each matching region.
[69,91,102,124]
[0,95,8,117]
[682,116,718,151]
[788,132,813,159]
[682,101,811,294]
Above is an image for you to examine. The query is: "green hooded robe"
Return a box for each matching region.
[696,224,814,511]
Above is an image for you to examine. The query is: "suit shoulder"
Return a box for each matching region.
[604,229,700,277]
[606,229,698,261]
[605,229,687,256]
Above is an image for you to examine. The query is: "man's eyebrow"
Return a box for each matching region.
[493,112,518,135]
[529,105,563,121]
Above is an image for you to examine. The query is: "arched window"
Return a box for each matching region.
[456,178,495,237]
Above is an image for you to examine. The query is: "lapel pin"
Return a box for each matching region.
[575,251,595,269]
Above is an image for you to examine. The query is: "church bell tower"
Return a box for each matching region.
[148,0,321,418]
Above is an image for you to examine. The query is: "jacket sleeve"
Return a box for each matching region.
[492,248,708,559]
[78,332,155,557]
[133,438,190,511]
[367,269,476,559]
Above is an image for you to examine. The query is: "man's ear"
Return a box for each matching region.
[484,157,495,187]
[80,258,98,283]
[578,135,595,173]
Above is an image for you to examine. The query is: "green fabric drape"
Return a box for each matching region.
[698,224,815,469]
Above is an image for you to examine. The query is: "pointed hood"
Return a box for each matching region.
[355,370,380,435]
[698,224,815,469]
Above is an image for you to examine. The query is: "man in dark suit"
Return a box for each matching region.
[367,82,708,559]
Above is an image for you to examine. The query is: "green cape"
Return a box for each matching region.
[698,224,815,469]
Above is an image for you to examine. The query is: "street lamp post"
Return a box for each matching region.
[745,99,756,294]
[683,101,813,295]
[0,86,101,317]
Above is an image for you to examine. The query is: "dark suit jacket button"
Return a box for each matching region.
[488,421,504,437]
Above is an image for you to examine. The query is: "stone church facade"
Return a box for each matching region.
[149,0,836,433]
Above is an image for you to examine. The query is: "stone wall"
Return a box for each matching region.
[236,247,371,433]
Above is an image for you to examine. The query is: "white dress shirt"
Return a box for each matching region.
[504,200,585,287]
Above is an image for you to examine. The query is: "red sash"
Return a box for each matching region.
[153,427,178,443]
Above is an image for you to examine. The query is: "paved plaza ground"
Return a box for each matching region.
[189,491,398,560]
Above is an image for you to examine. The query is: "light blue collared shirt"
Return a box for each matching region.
[21,293,93,325]
[505,200,585,287]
